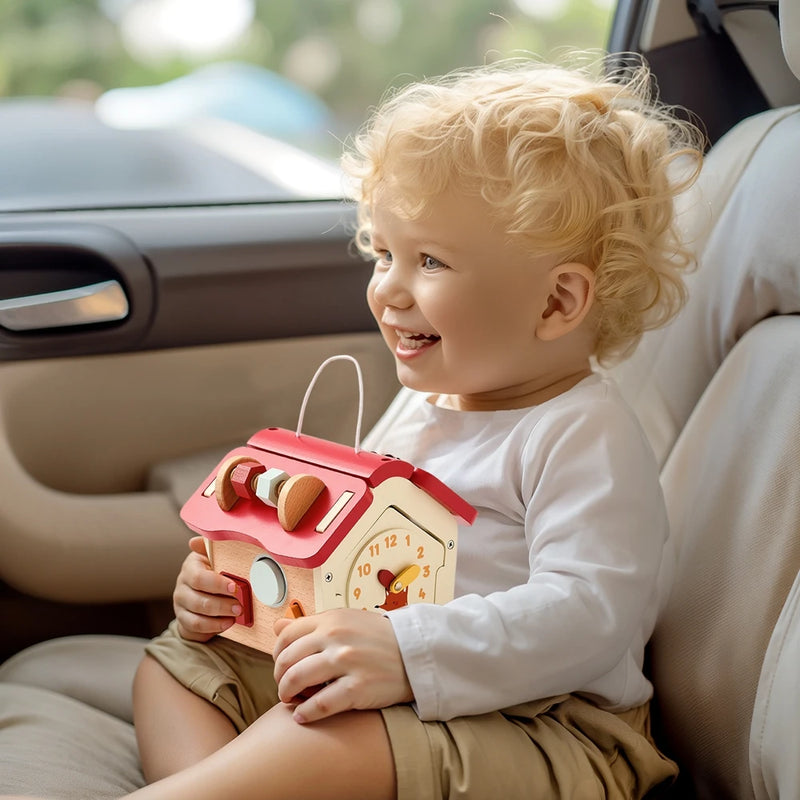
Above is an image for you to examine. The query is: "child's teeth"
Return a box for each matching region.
[398,330,438,349]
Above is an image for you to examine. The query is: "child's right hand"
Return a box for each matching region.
[173,536,242,642]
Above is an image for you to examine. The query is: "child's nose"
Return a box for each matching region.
[372,264,412,308]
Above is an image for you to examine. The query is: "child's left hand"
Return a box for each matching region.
[272,608,414,723]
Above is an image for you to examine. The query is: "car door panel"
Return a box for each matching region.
[0,202,398,607]
[0,332,396,604]
[0,202,374,358]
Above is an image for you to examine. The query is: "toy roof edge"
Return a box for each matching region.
[248,427,410,485]
[248,427,476,525]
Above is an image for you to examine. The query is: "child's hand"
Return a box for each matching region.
[272,608,414,724]
[173,536,242,642]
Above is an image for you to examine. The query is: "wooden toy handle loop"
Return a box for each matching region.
[295,355,364,453]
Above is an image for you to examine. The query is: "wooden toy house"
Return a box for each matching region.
[180,426,476,654]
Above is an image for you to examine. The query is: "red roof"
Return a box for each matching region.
[180,427,476,568]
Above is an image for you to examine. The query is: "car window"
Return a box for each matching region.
[0,0,614,210]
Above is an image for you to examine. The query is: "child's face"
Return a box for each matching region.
[366,187,567,410]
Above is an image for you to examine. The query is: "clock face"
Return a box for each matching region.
[346,519,446,611]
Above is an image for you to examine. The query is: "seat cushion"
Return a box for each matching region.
[0,684,143,798]
[0,636,147,798]
[0,634,147,724]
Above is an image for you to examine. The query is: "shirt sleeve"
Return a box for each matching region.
[387,395,669,721]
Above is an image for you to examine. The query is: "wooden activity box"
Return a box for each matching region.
[179,357,476,655]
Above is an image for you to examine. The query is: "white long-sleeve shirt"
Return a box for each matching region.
[362,374,671,721]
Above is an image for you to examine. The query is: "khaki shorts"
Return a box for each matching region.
[144,620,279,734]
[382,697,677,800]
[146,622,677,799]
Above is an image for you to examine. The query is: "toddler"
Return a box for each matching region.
[96,56,704,800]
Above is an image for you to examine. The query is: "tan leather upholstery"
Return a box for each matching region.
[0,637,147,797]
[611,105,800,467]
[752,568,800,799]
[610,104,800,799]
[653,317,800,799]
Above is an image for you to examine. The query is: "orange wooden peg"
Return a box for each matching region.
[286,600,306,618]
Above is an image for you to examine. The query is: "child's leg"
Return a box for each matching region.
[125,702,396,800]
[133,655,237,782]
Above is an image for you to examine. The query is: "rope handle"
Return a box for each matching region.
[295,355,364,453]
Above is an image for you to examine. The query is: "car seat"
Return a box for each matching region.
[606,3,800,792]
[612,99,800,798]
[2,19,800,800]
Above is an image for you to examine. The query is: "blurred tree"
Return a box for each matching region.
[0,0,613,147]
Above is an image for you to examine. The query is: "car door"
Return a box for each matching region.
[0,198,400,659]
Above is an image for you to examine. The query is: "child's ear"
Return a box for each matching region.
[536,262,595,341]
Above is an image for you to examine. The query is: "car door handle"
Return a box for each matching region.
[0,279,129,331]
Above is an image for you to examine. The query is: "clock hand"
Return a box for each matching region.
[388,564,421,593]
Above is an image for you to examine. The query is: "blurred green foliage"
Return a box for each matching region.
[0,0,614,137]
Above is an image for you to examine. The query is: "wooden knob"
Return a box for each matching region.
[215,455,261,511]
[231,462,266,500]
[277,474,325,531]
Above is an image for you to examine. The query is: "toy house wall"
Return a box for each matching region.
[208,538,316,654]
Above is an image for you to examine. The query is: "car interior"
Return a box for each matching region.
[0,0,799,798]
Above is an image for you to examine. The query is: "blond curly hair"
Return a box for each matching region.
[342,55,705,365]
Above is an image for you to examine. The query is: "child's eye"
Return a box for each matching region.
[375,250,393,266]
[422,255,446,271]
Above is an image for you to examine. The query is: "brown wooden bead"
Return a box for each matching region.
[277,473,325,531]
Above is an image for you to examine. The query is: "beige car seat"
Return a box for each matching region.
[2,22,800,800]
[612,102,800,800]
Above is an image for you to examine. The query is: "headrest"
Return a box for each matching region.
[610,104,800,466]
[781,0,800,80]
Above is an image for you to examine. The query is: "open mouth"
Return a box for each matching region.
[396,330,441,350]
